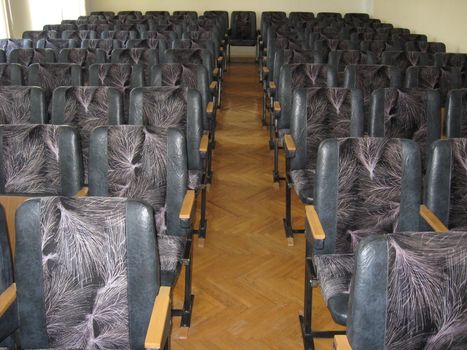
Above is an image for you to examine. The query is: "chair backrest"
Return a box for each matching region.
[36,39,79,50]
[204,11,229,28]
[317,12,342,20]
[230,11,257,41]
[277,63,337,129]
[51,86,123,182]
[15,196,160,349]
[381,51,434,73]
[347,231,467,350]
[0,39,32,59]
[289,12,315,24]
[290,87,364,172]
[117,10,143,18]
[101,30,138,43]
[89,126,188,237]
[0,86,47,124]
[22,31,58,43]
[405,41,446,54]
[172,39,217,62]
[110,48,159,85]
[173,11,198,21]
[446,89,467,138]
[81,39,122,56]
[61,29,97,41]
[9,48,56,66]
[425,138,467,230]
[163,48,213,74]
[88,63,143,91]
[370,88,441,169]
[0,63,24,85]
[57,48,107,67]
[314,137,421,254]
[129,86,203,172]
[434,52,467,72]
[0,124,82,195]
[125,39,168,60]
[328,50,374,72]
[273,49,323,84]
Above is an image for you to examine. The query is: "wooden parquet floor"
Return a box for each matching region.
[171,60,344,350]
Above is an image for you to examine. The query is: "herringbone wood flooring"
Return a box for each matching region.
[171,61,344,349]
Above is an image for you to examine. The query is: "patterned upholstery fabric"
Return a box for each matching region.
[166,48,206,67]
[158,63,197,88]
[405,41,446,54]
[350,65,396,101]
[106,126,185,273]
[335,138,404,253]
[0,125,61,194]
[61,30,96,41]
[0,86,36,123]
[22,31,57,43]
[234,12,253,39]
[82,39,118,56]
[435,53,467,71]
[383,51,433,72]
[360,40,386,59]
[408,66,462,101]
[384,232,467,349]
[449,139,467,230]
[314,254,354,305]
[39,196,130,348]
[38,39,75,50]
[0,39,28,58]
[9,49,55,66]
[332,50,371,71]
[93,63,132,93]
[127,39,166,50]
[290,63,330,88]
[101,30,136,43]
[59,48,104,66]
[111,49,157,84]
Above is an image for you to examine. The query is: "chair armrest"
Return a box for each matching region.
[179,190,195,221]
[75,187,88,196]
[334,335,352,350]
[283,134,296,158]
[273,101,281,117]
[213,68,220,78]
[0,283,16,318]
[144,286,171,350]
[207,101,214,115]
[420,205,448,233]
[305,205,326,240]
[268,81,276,94]
[262,66,269,80]
[199,134,209,156]
[209,81,218,96]
[217,56,224,64]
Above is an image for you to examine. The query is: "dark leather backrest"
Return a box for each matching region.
[290,87,364,171]
[15,196,160,348]
[57,48,107,66]
[61,30,97,40]
[425,138,467,230]
[88,63,143,90]
[370,88,441,170]
[381,51,434,73]
[0,49,5,63]
[273,49,323,83]
[163,48,213,73]
[81,39,122,56]
[128,86,203,171]
[0,39,32,58]
[230,11,257,41]
[0,63,25,85]
[434,53,467,71]
[446,89,467,138]
[405,41,446,54]
[36,39,79,50]
[278,63,337,129]
[173,39,216,61]
[22,31,58,43]
[126,39,168,61]
[9,48,56,66]
[0,124,83,195]
[110,48,158,85]
[328,50,374,72]
[101,30,138,42]
[313,137,421,254]
[0,86,46,124]
[89,126,188,236]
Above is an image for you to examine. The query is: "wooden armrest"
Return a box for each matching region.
[144,286,171,350]
[220,46,224,52]
[209,81,218,91]
[213,68,220,77]
[269,81,276,90]
[262,66,270,74]
[0,283,16,318]
[273,101,281,114]
[334,335,352,350]
[179,190,195,221]
[284,134,296,157]
[306,205,326,240]
[199,134,209,155]
[0,195,30,256]
[217,56,224,63]
[75,187,88,196]
[206,101,214,114]
[420,205,448,233]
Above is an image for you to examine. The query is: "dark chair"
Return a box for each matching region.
[58,48,107,66]
[328,50,375,84]
[51,86,123,183]
[283,88,364,244]
[370,88,442,171]
[173,11,198,21]
[271,63,337,185]
[335,231,467,350]
[0,63,24,85]
[90,10,115,17]
[381,51,434,76]
[36,39,79,50]
[301,136,443,349]
[27,63,82,115]
[117,10,143,18]
[101,30,139,45]
[141,31,177,41]
[126,39,169,61]
[289,12,315,24]
[89,126,195,331]
[434,52,467,72]
[0,39,32,60]
[316,12,342,20]
[81,39,122,58]
[9,48,56,66]
[0,86,47,124]
[3,196,171,349]
[405,41,446,54]
[22,31,58,44]
[446,89,467,137]
[228,11,257,61]
[111,48,159,85]
[424,138,467,230]
[61,29,97,41]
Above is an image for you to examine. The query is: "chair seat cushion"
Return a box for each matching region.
[229,39,256,46]
[314,254,354,325]
[188,169,203,190]
[290,169,315,204]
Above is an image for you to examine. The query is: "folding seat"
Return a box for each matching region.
[101,30,139,45]
[405,41,446,54]
[0,39,32,60]
[81,39,122,58]
[89,126,195,331]
[445,89,467,137]
[334,231,467,350]
[58,48,107,68]
[173,38,223,78]
[27,63,82,115]
[36,39,79,50]
[110,48,158,85]
[301,137,445,349]
[328,50,375,84]
[289,12,315,25]
[228,11,257,61]
[0,63,24,85]
[9,48,56,66]
[381,50,434,74]
[1,196,171,349]
[51,86,123,184]
[405,66,463,103]
[0,124,85,260]
[282,87,364,244]
[173,11,198,21]
[434,52,467,72]
[369,88,442,170]
[61,29,97,41]
[0,86,47,124]
[271,63,337,185]
[126,39,168,62]
[22,30,59,44]
[88,63,143,119]
[344,64,402,129]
